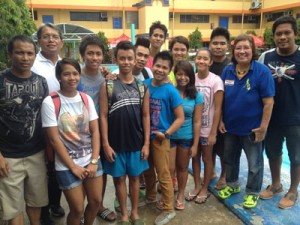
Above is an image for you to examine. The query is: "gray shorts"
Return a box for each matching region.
[265,126,300,165]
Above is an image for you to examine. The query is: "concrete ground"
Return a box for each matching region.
[1,174,243,225]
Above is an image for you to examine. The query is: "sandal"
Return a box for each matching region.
[97,208,117,222]
[156,200,164,210]
[214,181,227,190]
[278,192,298,209]
[195,193,211,204]
[175,200,185,210]
[259,184,283,200]
[218,186,240,199]
[243,194,259,209]
[131,218,146,225]
[184,191,199,201]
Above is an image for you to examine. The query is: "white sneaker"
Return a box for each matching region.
[154,211,176,225]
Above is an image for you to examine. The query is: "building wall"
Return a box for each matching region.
[26,0,300,42]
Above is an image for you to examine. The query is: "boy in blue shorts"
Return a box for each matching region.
[99,41,150,224]
[144,51,184,225]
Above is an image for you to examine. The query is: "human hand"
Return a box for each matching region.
[218,121,227,134]
[189,145,198,158]
[152,131,166,142]
[251,127,267,143]
[103,145,117,163]
[141,145,149,160]
[0,154,9,177]
[207,134,217,146]
[70,165,89,180]
[86,163,98,178]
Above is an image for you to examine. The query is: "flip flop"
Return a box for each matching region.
[195,193,211,204]
[97,208,117,222]
[185,192,199,201]
[175,200,185,210]
[214,181,227,190]
[131,218,146,225]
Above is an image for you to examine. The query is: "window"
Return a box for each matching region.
[70,12,108,21]
[125,12,139,29]
[113,17,122,29]
[297,13,300,19]
[180,14,209,23]
[33,10,38,20]
[42,15,54,24]
[232,15,259,24]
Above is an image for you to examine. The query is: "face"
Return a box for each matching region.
[82,44,103,70]
[8,40,36,74]
[135,45,150,70]
[234,40,253,65]
[38,26,63,56]
[152,58,171,82]
[115,49,136,74]
[175,69,190,87]
[273,23,297,53]
[209,35,228,58]
[59,64,80,91]
[194,50,212,73]
[150,28,165,50]
[172,42,187,63]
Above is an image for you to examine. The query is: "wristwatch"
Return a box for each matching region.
[164,131,170,139]
[90,158,98,165]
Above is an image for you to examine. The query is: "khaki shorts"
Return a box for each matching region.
[0,150,48,220]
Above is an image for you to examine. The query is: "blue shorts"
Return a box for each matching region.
[170,139,193,150]
[103,151,149,177]
[56,160,103,190]
[200,137,208,145]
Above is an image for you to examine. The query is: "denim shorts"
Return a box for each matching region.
[56,160,103,190]
[265,125,300,165]
[170,139,193,150]
[103,150,149,177]
[200,137,208,145]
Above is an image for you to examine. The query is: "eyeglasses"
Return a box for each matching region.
[41,35,61,41]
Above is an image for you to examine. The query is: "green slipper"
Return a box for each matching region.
[114,197,121,212]
[131,218,146,225]
[116,221,131,225]
[243,194,259,209]
[218,186,240,199]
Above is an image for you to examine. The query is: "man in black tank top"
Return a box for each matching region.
[100,41,150,224]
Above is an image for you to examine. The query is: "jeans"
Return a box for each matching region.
[223,133,264,195]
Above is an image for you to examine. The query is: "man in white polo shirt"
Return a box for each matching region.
[31,23,64,225]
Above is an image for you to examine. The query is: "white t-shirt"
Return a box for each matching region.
[42,92,98,171]
[32,52,61,93]
[195,72,224,137]
[112,67,153,81]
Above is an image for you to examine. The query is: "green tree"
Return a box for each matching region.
[97,31,112,63]
[296,19,300,45]
[245,30,257,36]
[188,27,202,51]
[0,0,36,70]
[263,27,275,48]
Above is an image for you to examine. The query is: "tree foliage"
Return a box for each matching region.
[296,19,300,45]
[188,27,202,51]
[245,30,257,36]
[263,27,275,48]
[97,31,112,63]
[0,0,37,70]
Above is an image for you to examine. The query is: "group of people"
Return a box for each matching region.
[0,15,299,225]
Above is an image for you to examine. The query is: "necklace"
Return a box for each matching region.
[236,65,250,79]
